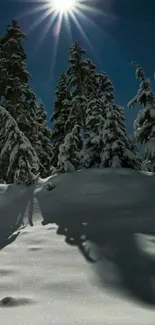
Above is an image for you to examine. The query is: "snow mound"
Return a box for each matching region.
[1,168,155,306]
[1,167,155,245]
[34,168,155,235]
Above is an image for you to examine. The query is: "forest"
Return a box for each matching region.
[0,20,154,184]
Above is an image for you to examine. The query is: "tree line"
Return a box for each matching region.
[0,20,154,184]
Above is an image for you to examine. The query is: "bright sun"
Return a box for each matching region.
[52,0,76,12]
[23,0,102,71]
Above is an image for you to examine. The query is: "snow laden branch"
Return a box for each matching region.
[0,106,39,184]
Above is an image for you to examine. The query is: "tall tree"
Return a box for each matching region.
[128,63,155,170]
[0,106,39,184]
[35,102,53,177]
[51,73,71,167]
[83,98,105,168]
[83,72,114,168]
[0,20,37,147]
[67,42,96,132]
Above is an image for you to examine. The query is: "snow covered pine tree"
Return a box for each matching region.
[83,70,140,169]
[35,102,53,177]
[58,124,83,172]
[51,73,71,167]
[128,62,155,171]
[0,106,39,184]
[62,42,97,168]
[101,103,141,168]
[84,98,105,168]
[0,20,38,149]
[96,71,141,169]
[83,72,113,168]
[66,42,96,134]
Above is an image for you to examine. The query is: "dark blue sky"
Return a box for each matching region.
[0,0,155,133]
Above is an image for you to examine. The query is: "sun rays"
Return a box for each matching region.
[16,0,107,71]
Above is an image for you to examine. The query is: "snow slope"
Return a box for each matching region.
[35,168,155,234]
[0,214,155,325]
[0,168,155,323]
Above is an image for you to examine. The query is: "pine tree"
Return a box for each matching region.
[0,20,37,147]
[0,106,39,184]
[128,136,142,169]
[100,103,140,169]
[35,102,53,177]
[83,72,114,168]
[83,98,105,167]
[96,72,114,102]
[51,73,71,167]
[52,43,97,170]
[68,42,86,95]
[58,124,83,171]
[128,63,155,170]
[67,42,96,132]
[64,94,85,133]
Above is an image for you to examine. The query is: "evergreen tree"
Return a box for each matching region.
[65,94,85,133]
[0,20,37,146]
[100,103,140,169]
[128,63,155,170]
[58,124,83,171]
[83,72,114,168]
[83,98,105,167]
[52,43,97,171]
[96,72,114,102]
[51,73,71,167]
[35,102,53,177]
[0,106,39,184]
[68,42,86,95]
[67,42,96,132]
[128,136,142,169]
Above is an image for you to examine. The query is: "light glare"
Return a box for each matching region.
[52,0,76,12]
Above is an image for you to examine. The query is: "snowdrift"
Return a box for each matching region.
[1,167,155,305]
[35,168,155,234]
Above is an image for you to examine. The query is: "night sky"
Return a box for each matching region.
[0,0,155,133]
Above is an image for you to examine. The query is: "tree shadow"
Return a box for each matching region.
[38,187,155,306]
[91,233,155,306]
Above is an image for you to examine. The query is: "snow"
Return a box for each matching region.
[1,218,155,324]
[1,168,155,323]
[145,138,155,158]
[0,105,39,183]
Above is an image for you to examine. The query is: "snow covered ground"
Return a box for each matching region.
[0,168,155,323]
[0,212,155,325]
